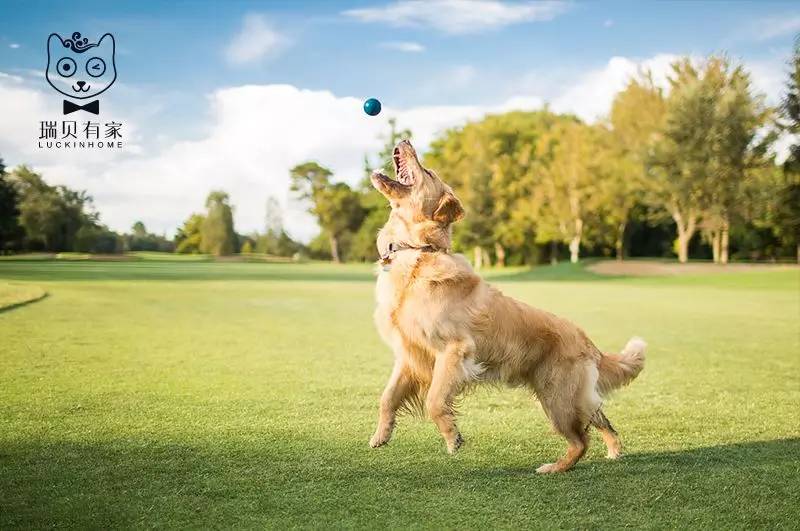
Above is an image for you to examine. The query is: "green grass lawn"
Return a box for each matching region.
[1,259,798,529]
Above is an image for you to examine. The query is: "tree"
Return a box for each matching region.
[772,179,800,262]
[647,59,709,263]
[128,221,149,250]
[74,223,121,253]
[646,56,772,264]
[264,196,283,236]
[132,221,147,237]
[426,111,559,267]
[200,191,237,256]
[10,165,95,252]
[0,157,23,253]
[702,58,770,264]
[607,73,667,260]
[776,37,800,262]
[782,37,800,175]
[289,162,364,263]
[426,120,498,268]
[4,165,127,254]
[488,112,569,266]
[174,213,204,254]
[256,196,303,257]
[126,221,174,252]
[648,57,768,264]
[533,120,604,263]
[741,165,798,260]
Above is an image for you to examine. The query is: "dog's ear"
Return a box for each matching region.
[433,191,464,225]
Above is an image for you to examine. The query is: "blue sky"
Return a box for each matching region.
[1,0,798,238]
[3,0,796,106]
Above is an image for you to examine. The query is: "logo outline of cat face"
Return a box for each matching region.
[46,32,116,100]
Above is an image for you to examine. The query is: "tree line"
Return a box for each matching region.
[293,52,800,266]
[1,50,798,264]
[0,166,305,258]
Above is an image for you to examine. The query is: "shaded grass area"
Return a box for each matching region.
[0,260,375,282]
[3,437,797,529]
[1,261,798,528]
[484,260,618,282]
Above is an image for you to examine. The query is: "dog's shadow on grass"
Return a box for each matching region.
[477,437,800,477]
[2,437,798,527]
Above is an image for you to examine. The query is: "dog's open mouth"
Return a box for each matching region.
[393,146,415,186]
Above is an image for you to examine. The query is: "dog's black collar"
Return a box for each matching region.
[380,242,441,269]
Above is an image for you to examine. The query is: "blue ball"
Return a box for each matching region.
[363,98,382,116]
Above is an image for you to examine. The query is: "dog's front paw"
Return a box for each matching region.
[369,432,389,448]
[447,433,464,454]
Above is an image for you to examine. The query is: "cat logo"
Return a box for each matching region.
[46,32,116,115]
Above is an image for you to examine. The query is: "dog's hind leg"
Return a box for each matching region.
[370,360,416,448]
[590,408,622,459]
[536,414,589,474]
[535,364,598,473]
[426,341,471,454]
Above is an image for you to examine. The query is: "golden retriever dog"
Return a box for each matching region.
[368,139,646,473]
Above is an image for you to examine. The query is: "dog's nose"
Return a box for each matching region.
[76,81,86,88]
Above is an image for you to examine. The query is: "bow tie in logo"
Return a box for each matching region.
[63,99,100,115]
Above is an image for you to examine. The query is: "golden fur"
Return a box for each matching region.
[368,140,646,473]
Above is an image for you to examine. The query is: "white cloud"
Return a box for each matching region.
[0,72,24,83]
[603,19,614,28]
[343,0,570,34]
[749,58,788,104]
[751,15,800,41]
[0,75,52,158]
[15,69,45,79]
[9,43,20,49]
[225,14,288,65]
[549,54,678,122]
[771,132,796,165]
[380,41,426,53]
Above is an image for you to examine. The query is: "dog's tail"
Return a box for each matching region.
[597,336,646,395]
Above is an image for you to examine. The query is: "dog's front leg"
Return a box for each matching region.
[426,341,471,454]
[370,359,414,448]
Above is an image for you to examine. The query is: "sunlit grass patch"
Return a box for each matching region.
[0,282,46,311]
